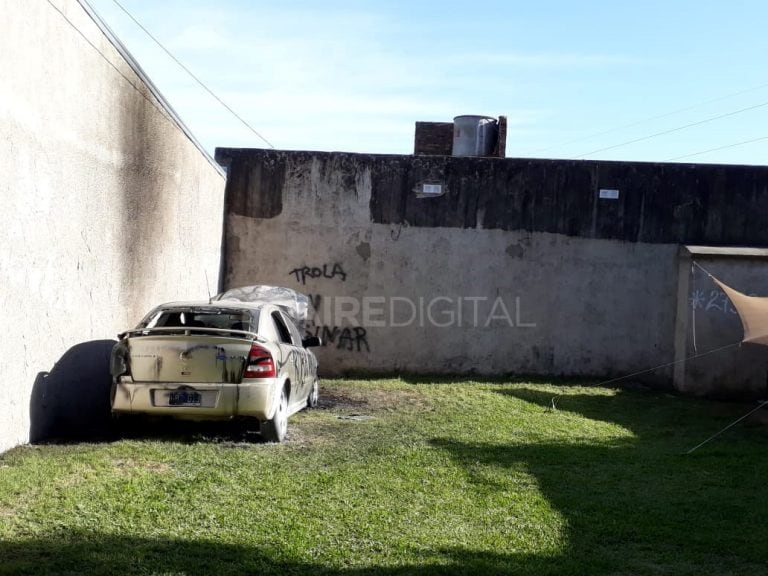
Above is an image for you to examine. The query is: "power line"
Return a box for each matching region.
[45,0,171,123]
[666,135,768,162]
[574,98,768,159]
[532,80,768,155]
[110,0,275,149]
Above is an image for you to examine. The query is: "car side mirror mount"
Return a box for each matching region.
[302,336,322,348]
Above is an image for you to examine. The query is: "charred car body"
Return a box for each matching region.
[110,287,320,442]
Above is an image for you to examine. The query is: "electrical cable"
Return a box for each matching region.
[666,135,768,162]
[532,80,768,155]
[574,99,768,159]
[45,0,171,123]
[110,0,275,149]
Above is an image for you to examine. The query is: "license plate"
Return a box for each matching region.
[169,391,202,406]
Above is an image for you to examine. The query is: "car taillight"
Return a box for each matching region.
[110,341,130,378]
[244,344,276,378]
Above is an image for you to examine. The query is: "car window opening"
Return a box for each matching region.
[271,311,293,344]
[144,309,255,332]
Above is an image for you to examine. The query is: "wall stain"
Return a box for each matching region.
[356,241,371,261]
[217,149,284,219]
[505,243,525,258]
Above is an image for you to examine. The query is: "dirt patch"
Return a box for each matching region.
[317,388,369,411]
[286,385,432,450]
[317,385,431,414]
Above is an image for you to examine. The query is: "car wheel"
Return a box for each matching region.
[307,379,319,408]
[262,386,288,443]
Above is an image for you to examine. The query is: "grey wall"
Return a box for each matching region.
[216,149,698,383]
[0,0,225,452]
[217,149,768,395]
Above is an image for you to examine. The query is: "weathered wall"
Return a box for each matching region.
[0,0,225,452]
[219,149,745,382]
[218,149,768,391]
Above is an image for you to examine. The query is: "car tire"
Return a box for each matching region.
[307,379,319,408]
[262,386,288,443]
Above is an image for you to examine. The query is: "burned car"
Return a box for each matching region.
[110,286,320,442]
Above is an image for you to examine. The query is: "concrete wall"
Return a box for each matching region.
[0,0,225,452]
[216,149,700,382]
[217,149,768,394]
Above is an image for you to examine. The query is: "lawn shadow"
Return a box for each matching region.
[430,386,768,573]
[0,532,568,576]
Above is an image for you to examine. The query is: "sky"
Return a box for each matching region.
[86,0,768,165]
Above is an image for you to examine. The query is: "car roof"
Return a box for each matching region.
[153,300,268,312]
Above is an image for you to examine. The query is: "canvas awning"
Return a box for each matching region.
[712,277,768,346]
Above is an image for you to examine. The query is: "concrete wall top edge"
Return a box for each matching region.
[215,147,768,171]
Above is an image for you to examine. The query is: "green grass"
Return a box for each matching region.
[2,378,768,575]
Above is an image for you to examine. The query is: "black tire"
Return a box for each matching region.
[262,387,288,443]
[307,378,319,408]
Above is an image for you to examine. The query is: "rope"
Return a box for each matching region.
[548,340,742,410]
[548,259,767,454]
[692,260,716,278]
[683,260,768,453]
[686,399,768,454]
[691,262,698,353]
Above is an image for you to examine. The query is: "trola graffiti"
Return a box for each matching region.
[289,263,347,285]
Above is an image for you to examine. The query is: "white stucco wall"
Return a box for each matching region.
[0,0,225,452]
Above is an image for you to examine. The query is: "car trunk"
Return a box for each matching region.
[127,334,252,384]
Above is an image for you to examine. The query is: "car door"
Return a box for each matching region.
[281,311,312,397]
[269,309,304,403]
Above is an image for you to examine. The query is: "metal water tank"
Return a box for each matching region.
[452,115,498,156]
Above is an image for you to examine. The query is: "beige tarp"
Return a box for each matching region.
[712,277,768,346]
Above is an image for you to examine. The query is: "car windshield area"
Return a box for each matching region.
[140,308,257,332]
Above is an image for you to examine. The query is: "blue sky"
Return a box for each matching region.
[87,0,768,165]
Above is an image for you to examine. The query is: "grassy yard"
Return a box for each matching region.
[1,378,768,575]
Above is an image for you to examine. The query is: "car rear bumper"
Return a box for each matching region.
[112,379,276,420]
